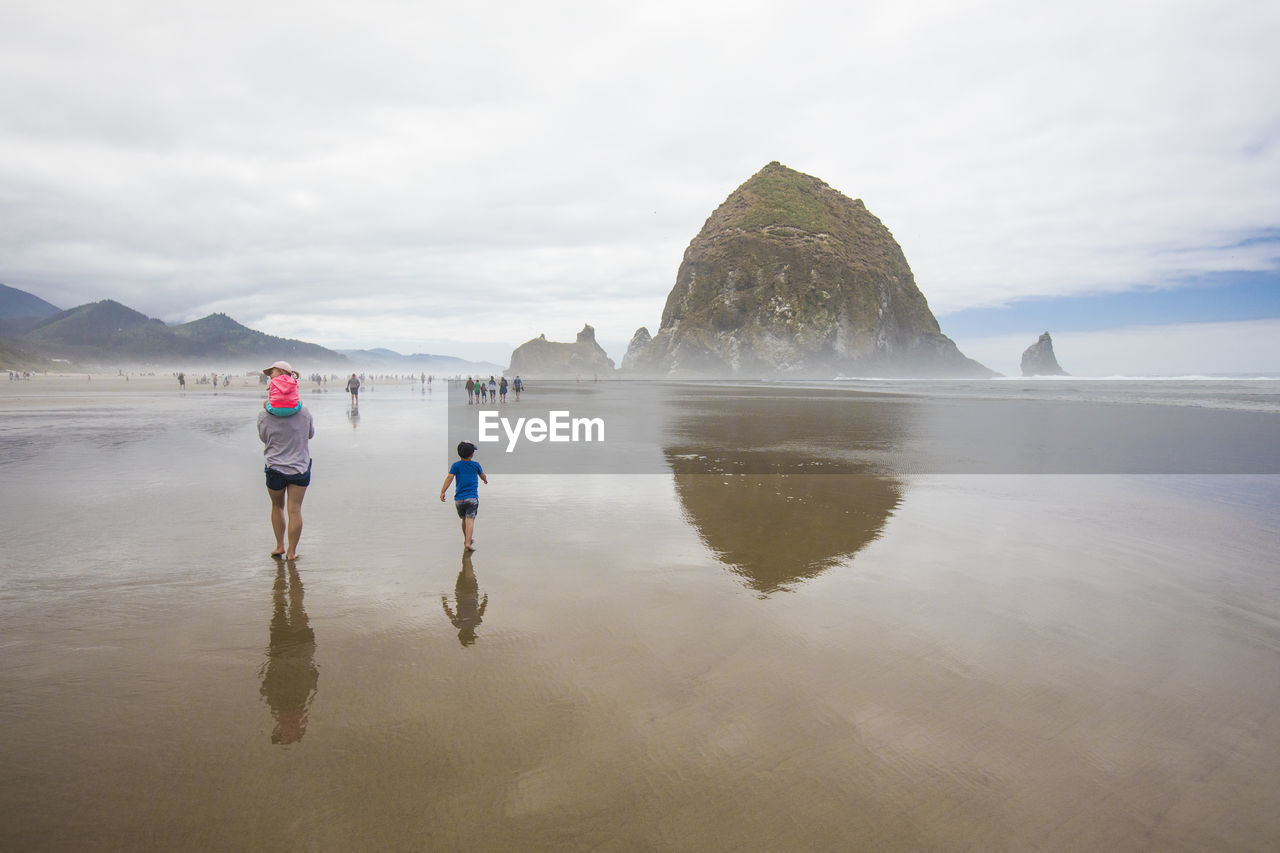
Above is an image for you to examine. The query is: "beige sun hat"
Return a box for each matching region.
[262,360,299,377]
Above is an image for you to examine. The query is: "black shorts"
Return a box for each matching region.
[454,498,479,519]
[265,461,312,491]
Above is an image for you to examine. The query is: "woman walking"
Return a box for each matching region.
[260,361,315,561]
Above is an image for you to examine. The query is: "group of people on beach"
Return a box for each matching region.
[176,372,229,389]
[258,361,492,560]
[465,375,521,404]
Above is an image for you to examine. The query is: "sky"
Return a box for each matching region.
[2,0,1278,374]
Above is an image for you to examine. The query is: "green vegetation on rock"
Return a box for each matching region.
[734,162,836,234]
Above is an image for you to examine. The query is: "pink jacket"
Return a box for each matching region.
[268,373,300,409]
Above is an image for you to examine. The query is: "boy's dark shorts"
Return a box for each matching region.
[265,462,312,491]
[455,498,479,519]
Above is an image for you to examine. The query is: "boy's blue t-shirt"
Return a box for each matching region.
[449,459,484,501]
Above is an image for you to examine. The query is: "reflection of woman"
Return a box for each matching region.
[260,562,318,744]
[442,551,488,646]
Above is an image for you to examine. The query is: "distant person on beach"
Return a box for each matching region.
[345,373,360,405]
[499,376,508,402]
[465,377,475,404]
[259,361,314,561]
[440,440,487,551]
[513,375,523,400]
[263,361,302,417]
[488,376,497,402]
[177,372,185,389]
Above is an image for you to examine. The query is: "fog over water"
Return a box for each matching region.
[2,379,1279,850]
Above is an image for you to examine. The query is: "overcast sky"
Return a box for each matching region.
[2,0,1278,372]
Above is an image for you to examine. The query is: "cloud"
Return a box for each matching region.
[2,0,1278,361]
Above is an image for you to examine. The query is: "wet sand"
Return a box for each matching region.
[2,381,1278,850]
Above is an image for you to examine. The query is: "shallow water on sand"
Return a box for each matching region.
[2,382,1279,851]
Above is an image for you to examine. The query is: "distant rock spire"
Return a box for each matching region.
[622,327,652,371]
[1020,332,1069,376]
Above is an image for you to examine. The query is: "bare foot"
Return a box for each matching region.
[285,553,300,561]
[271,550,285,559]
[464,543,476,552]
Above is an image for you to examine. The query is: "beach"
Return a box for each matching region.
[2,378,1279,850]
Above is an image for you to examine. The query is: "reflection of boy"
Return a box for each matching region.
[439,441,488,551]
[442,551,488,646]
[262,361,302,417]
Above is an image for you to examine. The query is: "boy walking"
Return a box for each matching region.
[440,441,487,551]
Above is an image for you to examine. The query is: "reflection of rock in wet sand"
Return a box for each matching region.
[672,469,902,593]
[665,388,906,594]
[260,561,318,744]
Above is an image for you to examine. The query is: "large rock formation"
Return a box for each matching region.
[626,162,992,378]
[1021,331,1069,376]
[507,324,616,378]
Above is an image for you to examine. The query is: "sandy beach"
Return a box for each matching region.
[2,380,1278,850]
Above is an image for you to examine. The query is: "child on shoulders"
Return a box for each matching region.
[262,361,302,417]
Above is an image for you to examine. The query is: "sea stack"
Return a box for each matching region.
[621,326,652,371]
[507,324,616,378]
[625,161,993,378]
[1020,332,1069,376]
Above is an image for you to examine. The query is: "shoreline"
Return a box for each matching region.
[0,372,433,396]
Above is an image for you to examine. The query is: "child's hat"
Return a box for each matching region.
[263,360,299,377]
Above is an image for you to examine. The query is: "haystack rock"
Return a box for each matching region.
[507,324,616,378]
[1021,331,1069,376]
[625,162,993,378]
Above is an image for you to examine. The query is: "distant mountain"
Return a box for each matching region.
[0,283,62,337]
[0,283,61,320]
[1,286,484,370]
[339,348,503,372]
[0,336,43,368]
[173,313,345,362]
[15,300,348,365]
[25,300,186,357]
